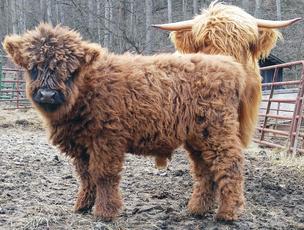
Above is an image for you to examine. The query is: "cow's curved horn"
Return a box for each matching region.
[256,18,302,28]
[152,17,301,31]
[152,19,194,31]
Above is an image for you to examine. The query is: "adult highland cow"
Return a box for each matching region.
[3,8,299,222]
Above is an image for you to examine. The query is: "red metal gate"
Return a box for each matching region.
[0,66,30,109]
[254,61,304,155]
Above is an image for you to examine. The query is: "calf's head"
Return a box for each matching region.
[3,23,101,117]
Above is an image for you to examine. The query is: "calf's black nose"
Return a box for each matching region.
[37,89,56,103]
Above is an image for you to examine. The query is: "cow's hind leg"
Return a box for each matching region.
[73,151,96,213]
[184,141,215,215]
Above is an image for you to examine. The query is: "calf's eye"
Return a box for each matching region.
[30,66,38,80]
[65,72,77,86]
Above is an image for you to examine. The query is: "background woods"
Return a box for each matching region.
[0,0,303,61]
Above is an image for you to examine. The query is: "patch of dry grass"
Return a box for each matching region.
[268,148,304,174]
[0,108,43,130]
[246,143,304,174]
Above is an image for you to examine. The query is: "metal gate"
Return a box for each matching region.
[254,61,304,155]
[0,56,30,109]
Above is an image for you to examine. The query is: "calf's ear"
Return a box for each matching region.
[3,35,28,68]
[82,43,102,65]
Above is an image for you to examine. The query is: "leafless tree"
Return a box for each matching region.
[182,0,187,19]
[193,0,198,15]
[254,0,261,18]
[145,0,153,53]
[168,0,172,22]
[104,0,113,48]
[276,0,281,20]
[9,0,17,34]
[242,0,249,12]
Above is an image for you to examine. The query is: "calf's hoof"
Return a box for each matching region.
[215,203,244,221]
[93,209,119,221]
[187,197,214,216]
[93,200,122,221]
[74,205,92,214]
[155,156,168,170]
[74,190,95,213]
[215,210,240,221]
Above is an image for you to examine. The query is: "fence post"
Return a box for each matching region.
[289,62,304,155]
[260,68,279,141]
[0,55,3,92]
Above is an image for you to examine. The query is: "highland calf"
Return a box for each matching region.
[4,23,249,221]
[3,5,299,221]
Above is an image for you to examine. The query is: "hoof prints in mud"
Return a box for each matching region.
[1,129,304,229]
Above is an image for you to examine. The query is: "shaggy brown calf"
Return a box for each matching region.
[152,1,300,220]
[4,23,255,221]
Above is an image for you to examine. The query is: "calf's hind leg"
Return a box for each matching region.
[187,109,245,221]
[184,141,215,215]
[73,151,96,213]
[211,141,245,221]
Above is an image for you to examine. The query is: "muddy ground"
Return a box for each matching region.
[0,109,304,230]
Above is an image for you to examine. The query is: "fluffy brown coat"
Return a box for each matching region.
[3,23,254,221]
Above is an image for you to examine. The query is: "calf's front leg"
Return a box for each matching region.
[88,139,125,220]
[73,151,96,213]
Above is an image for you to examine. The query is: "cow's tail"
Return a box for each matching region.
[239,68,262,147]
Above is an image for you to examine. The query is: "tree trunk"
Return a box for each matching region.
[10,0,17,33]
[21,0,26,31]
[118,0,127,53]
[4,0,9,34]
[97,0,102,44]
[242,0,250,12]
[167,0,172,23]
[193,0,198,15]
[276,0,281,20]
[182,0,187,19]
[145,0,153,54]
[254,0,261,18]
[46,0,52,24]
[130,0,137,38]
[88,0,94,33]
[55,1,63,24]
[104,0,113,49]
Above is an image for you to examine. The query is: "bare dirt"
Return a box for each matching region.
[1,108,304,230]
